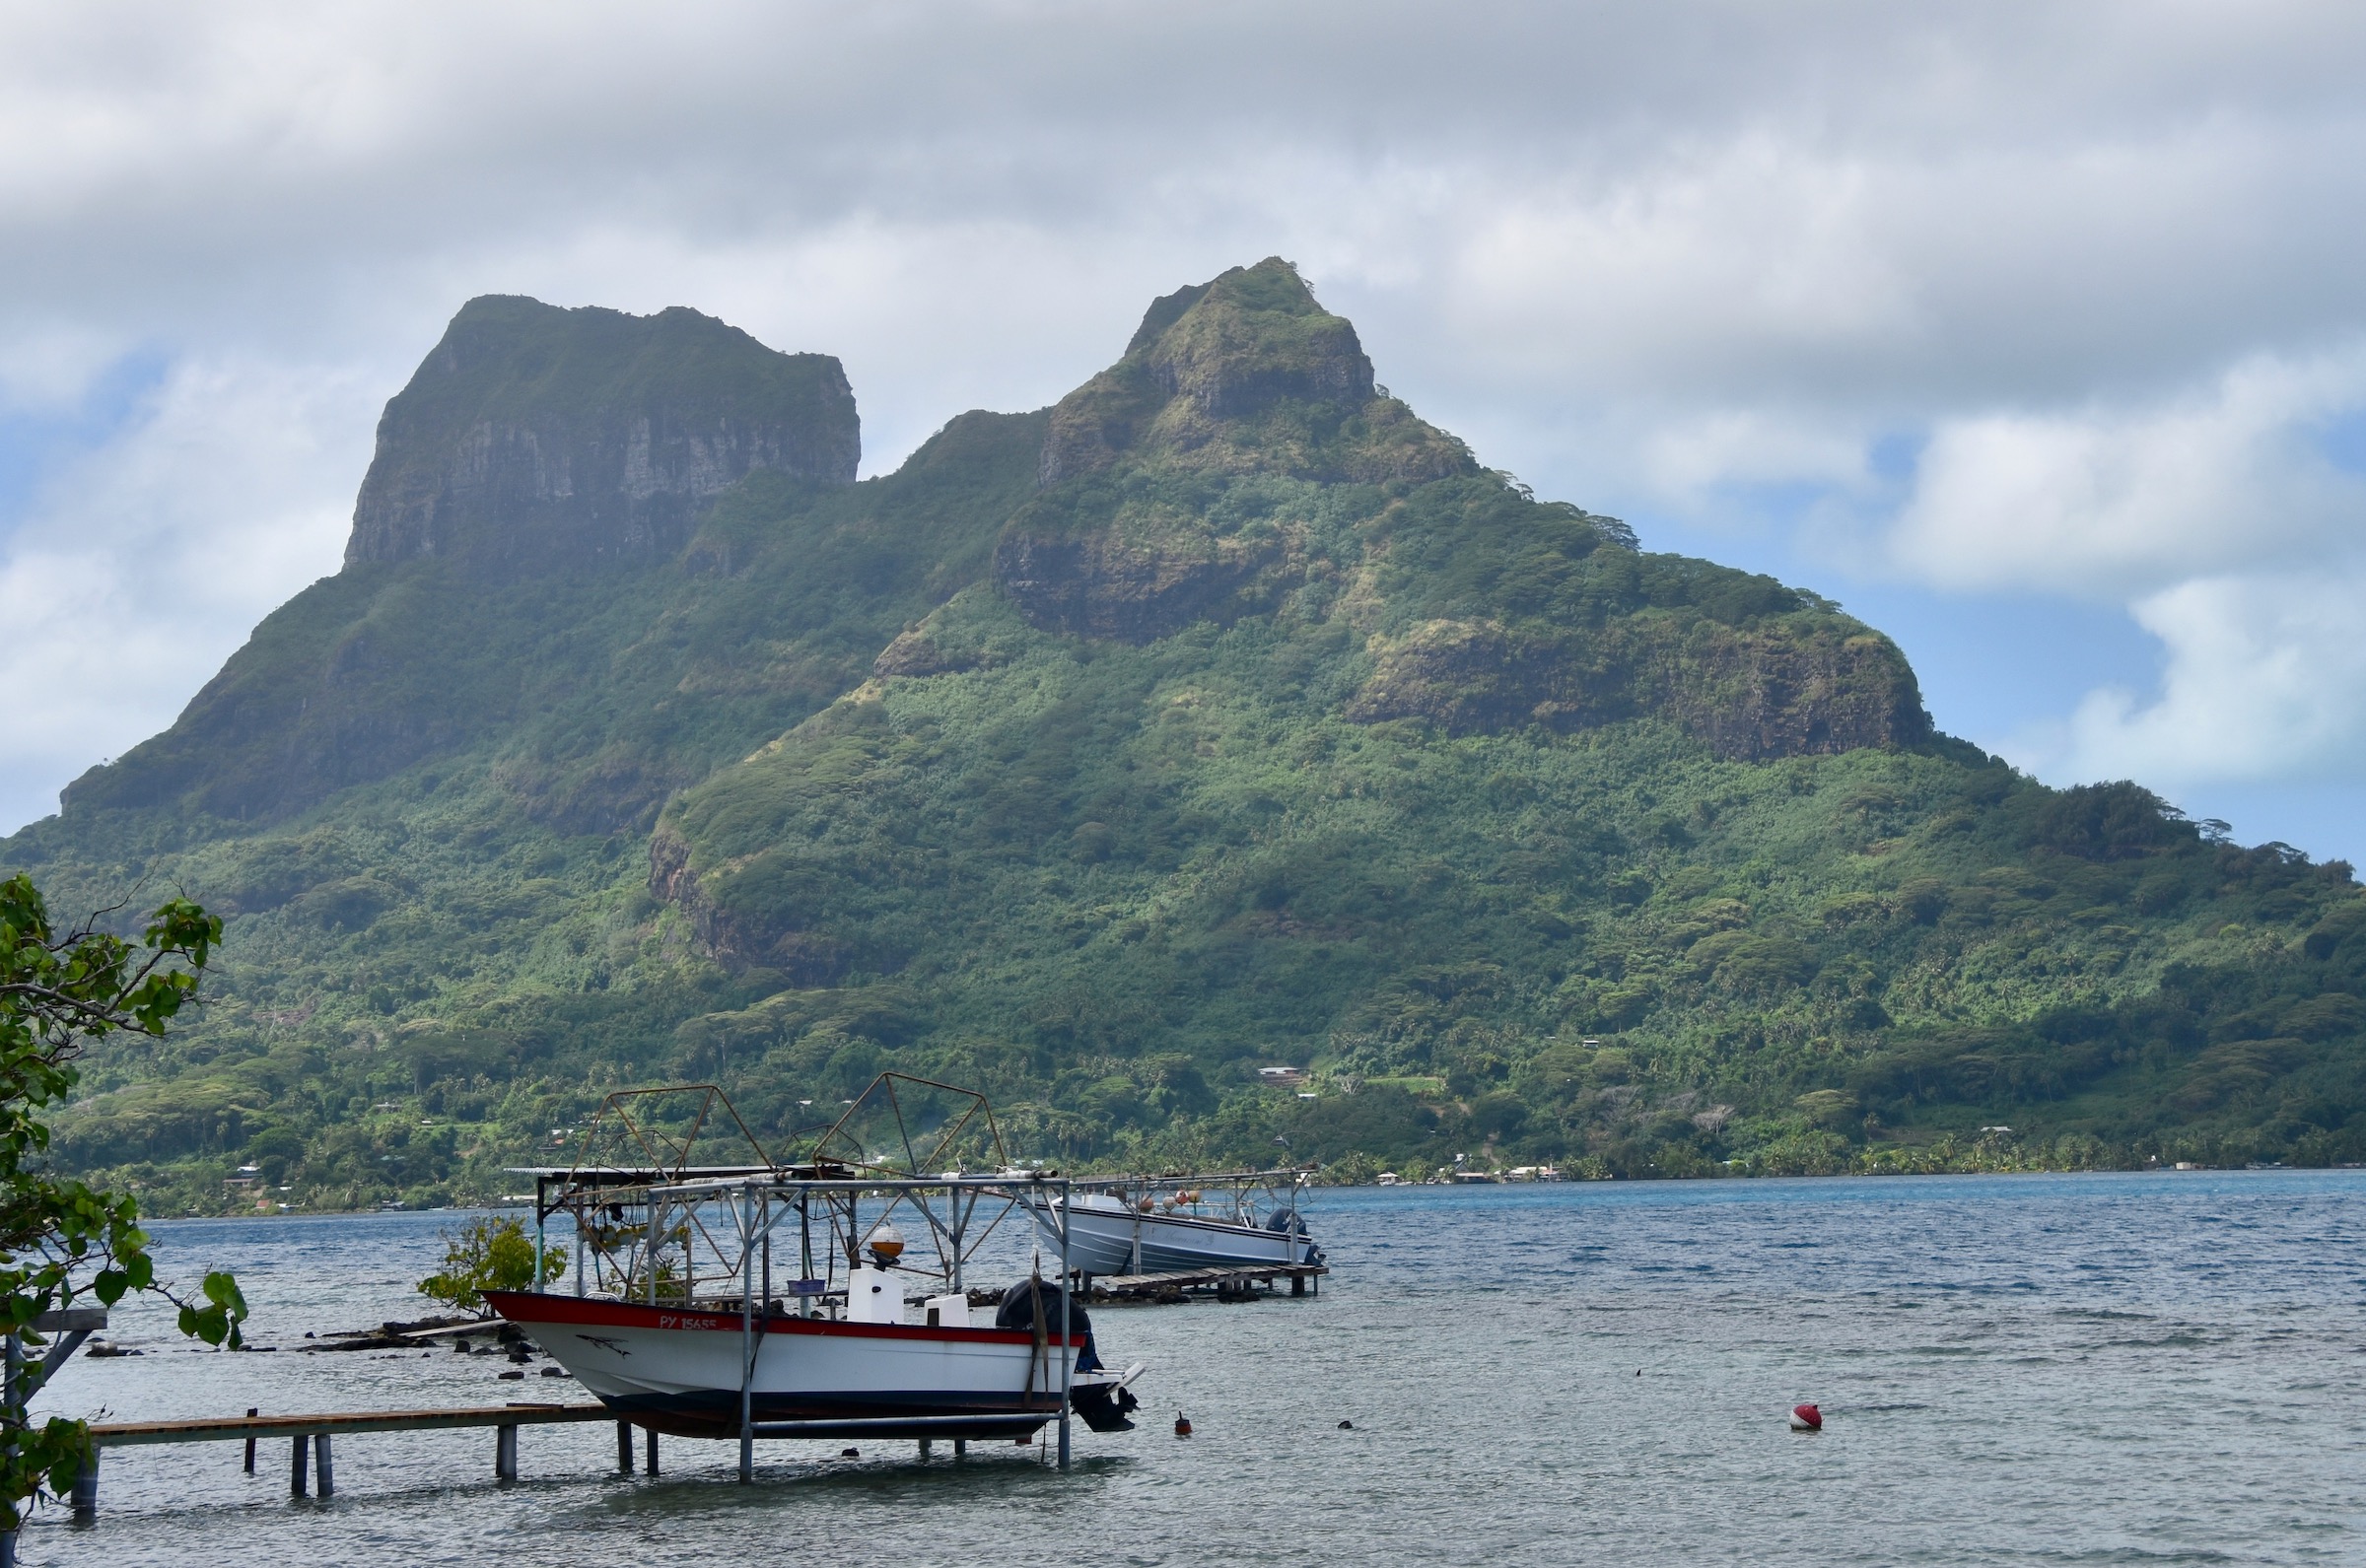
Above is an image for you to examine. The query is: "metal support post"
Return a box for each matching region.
[644,1426,660,1475]
[738,1188,756,1483]
[799,1198,814,1317]
[313,1434,334,1497]
[952,1438,966,1459]
[647,1199,660,1304]
[616,1420,634,1474]
[919,1438,932,1461]
[1058,1180,1074,1472]
[495,1423,518,1482]
[243,1407,258,1472]
[289,1434,310,1498]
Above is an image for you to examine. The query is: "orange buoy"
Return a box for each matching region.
[1789,1402,1822,1432]
[1174,1412,1193,1438]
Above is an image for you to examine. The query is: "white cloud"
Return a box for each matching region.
[0,356,372,825]
[1885,352,2366,597]
[2012,571,2366,788]
[9,1,2366,834]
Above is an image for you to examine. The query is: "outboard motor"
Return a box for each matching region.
[1076,1380,1140,1432]
[996,1278,1135,1432]
[1264,1206,1322,1262]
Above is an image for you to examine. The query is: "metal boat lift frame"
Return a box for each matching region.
[521,1165,1079,1477]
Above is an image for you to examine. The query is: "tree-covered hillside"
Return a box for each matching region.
[6,260,2362,1211]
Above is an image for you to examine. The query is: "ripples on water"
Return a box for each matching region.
[25,1171,2366,1566]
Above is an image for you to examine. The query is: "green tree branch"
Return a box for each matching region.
[0,874,245,1531]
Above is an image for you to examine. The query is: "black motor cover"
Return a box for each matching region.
[995,1278,1103,1372]
[1073,1380,1140,1433]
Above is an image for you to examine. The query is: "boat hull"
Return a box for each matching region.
[1033,1201,1322,1276]
[484,1290,1090,1440]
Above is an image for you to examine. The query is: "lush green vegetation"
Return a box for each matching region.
[4,260,2361,1214]
[0,873,244,1527]
[416,1214,564,1315]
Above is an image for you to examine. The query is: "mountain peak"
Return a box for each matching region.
[345,295,859,575]
[1039,259,1453,486]
[1143,257,1374,417]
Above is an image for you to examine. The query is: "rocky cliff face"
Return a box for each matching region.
[345,297,858,574]
[1032,262,1466,490]
[1001,258,1474,643]
[985,259,1928,757]
[649,815,859,986]
[995,526,1286,642]
[60,296,863,824]
[1345,616,1931,757]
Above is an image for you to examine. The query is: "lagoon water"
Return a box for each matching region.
[24,1170,2366,1566]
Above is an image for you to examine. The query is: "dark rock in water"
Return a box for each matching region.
[498,1369,525,1381]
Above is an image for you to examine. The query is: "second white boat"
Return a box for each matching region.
[1027,1180,1323,1276]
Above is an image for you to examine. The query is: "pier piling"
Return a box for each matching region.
[495,1424,518,1483]
[243,1408,258,1473]
[288,1434,310,1498]
[313,1434,334,1497]
[615,1420,634,1474]
[70,1450,98,1517]
[644,1427,660,1475]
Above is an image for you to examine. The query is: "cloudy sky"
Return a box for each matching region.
[5,0,2366,858]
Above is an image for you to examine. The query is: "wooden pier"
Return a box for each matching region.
[75,1401,657,1512]
[1085,1261,1327,1302]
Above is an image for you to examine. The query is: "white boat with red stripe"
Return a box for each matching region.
[495,1077,1146,1467]
[485,1282,1135,1442]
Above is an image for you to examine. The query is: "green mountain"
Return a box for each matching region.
[8,260,2364,1209]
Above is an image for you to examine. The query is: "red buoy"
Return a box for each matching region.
[1789,1402,1822,1431]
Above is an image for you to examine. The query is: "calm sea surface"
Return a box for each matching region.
[23,1170,2366,1566]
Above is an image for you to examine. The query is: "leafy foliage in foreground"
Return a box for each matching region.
[0,874,244,1529]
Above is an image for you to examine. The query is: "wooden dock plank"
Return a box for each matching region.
[1092,1263,1328,1292]
[90,1402,614,1447]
